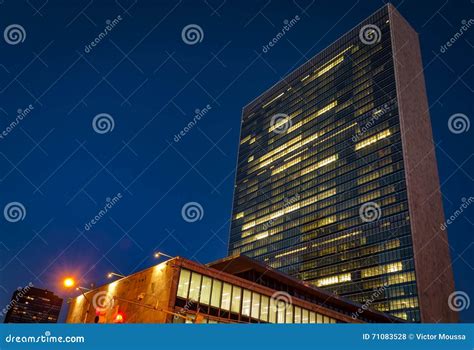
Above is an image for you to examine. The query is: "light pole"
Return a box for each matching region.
[107,272,126,279]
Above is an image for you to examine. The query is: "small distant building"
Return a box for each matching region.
[3,286,63,323]
[66,256,402,324]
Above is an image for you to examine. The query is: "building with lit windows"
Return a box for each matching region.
[228,4,457,322]
[3,287,63,323]
[66,256,402,324]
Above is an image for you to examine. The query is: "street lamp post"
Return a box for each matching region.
[153,251,174,259]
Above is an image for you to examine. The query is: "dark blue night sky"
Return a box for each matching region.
[0,0,472,322]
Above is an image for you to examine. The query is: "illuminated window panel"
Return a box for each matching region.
[361,261,403,278]
[262,92,284,109]
[235,212,244,220]
[271,157,302,176]
[300,154,338,176]
[274,246,307,259]
[240,188,337,240]
[240,135,251,144]
[315,273,352,287]
[355,129,392,150]
[248,155,254,162]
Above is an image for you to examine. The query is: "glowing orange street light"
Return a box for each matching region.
[63,277,75,288]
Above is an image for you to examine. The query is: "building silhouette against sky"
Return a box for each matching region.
[228,4,457,322]
[3,287,62,323]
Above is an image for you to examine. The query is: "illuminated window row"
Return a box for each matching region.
[262,92,285,109]
[315,272,352,287]
[240,188,337,235]
[177,269,337,323]
[361,261,403,278]
[355,129,391,150]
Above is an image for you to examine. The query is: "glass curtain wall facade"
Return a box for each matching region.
[176,269,337,323]
[229,6,420,321]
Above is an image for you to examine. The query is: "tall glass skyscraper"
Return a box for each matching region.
[228,4,457,322]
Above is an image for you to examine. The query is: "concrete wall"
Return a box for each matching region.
[66,261,178,324]
[388,4,458,323]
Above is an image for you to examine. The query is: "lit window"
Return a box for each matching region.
[231,286,241,313]
[199,276,212,305]
[210,280,222,308]
[242,289,251,316]
[260,295,269,322]
[251,292,260,319]
[355,129,391,150]
[177,269,190,298]
[316,273,351,287]
[221,283,232,310]
[188,272,202,301]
